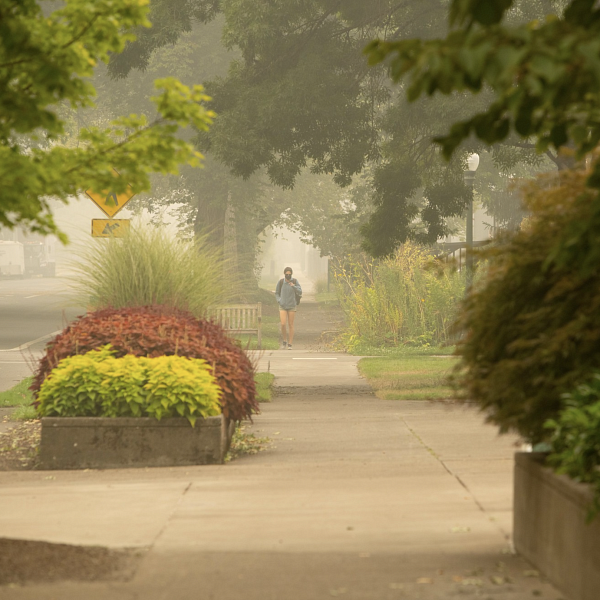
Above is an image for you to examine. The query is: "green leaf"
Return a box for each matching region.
[550,123,569,148]
[530,54,563,84]
[515,99,536,136]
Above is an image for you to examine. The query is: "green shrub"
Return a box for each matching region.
[334,244,464,352]
[314,278,329,294]
[452,167,600,442]
[37,346,221,425]
[69,225,227,317]
[254,372,275,402]
[31,306,258,422]
[545,373,600,521]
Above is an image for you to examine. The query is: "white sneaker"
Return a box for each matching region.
[281,341,287,349]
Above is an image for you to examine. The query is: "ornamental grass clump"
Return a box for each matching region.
[31,306,258,422]
[334,244,464,352]
[37,346,222,426]
[69,225,227,317]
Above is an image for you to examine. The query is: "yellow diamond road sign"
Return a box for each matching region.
[92,219,130,238]
[85,170,135,218]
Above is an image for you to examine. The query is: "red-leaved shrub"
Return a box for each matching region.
[31,306,258,422]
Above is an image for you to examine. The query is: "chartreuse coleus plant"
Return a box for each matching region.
[36,346,221,426]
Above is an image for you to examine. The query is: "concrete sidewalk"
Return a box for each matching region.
[0,300,565,599]
[0,353,564,599]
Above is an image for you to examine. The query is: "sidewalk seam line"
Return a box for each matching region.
[401,416,511,542]
[149,481,192,548]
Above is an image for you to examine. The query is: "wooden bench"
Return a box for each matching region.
[211,303,262,349]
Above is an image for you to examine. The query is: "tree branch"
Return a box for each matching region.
[61,14,100,49]
[545,149,560,167]
[500,140,538,150]
[64,116,168,176]
[330,1,412,39]
[0,14,101,71]
[0,58,33,69]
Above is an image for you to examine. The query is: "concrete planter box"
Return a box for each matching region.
[514,452,600,600]
[39,415,233,470]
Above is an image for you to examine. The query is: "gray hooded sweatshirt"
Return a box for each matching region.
[276,276,302,310]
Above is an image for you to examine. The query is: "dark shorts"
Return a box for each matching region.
[279,307,297,312]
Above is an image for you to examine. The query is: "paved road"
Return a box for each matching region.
[0,277,84,391]
[0,276,84,349]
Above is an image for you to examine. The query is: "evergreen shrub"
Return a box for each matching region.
[31,306,258,422]
[37,346,222,425]
[453,165,600,442]
[545,372,600,520]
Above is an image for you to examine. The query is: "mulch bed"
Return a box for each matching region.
[0,538,142,585]
[0,421,145,587]
[0,419,41,471]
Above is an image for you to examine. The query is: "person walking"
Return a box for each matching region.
[275,266,302,349]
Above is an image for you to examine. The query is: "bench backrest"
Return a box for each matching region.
[210,303,262,348]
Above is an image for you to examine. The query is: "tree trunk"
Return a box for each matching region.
[194,191,227,248]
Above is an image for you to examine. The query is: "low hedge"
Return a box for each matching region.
[37,346,222,425]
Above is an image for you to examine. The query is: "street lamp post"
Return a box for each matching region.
[463,153,479,287]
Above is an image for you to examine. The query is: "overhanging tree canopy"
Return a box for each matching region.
[104,0,554,257]
[0,0,214,239]
[107,1,480,254]
[369,0,600,440]
[365,0,600,271]
[365,0,593,162]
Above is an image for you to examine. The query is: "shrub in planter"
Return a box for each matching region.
[31,306,258,422]
[37,346,222,425]
[452,166,600,442]
[545,372,600,520]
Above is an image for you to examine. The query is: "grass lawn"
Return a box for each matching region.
[233,315,281,350]
[254,372,275,402]
[349,343,456,357]
[314,291,339,306]
[0,377,36,420]
[358,355,459,401]
[0,377,33,408]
